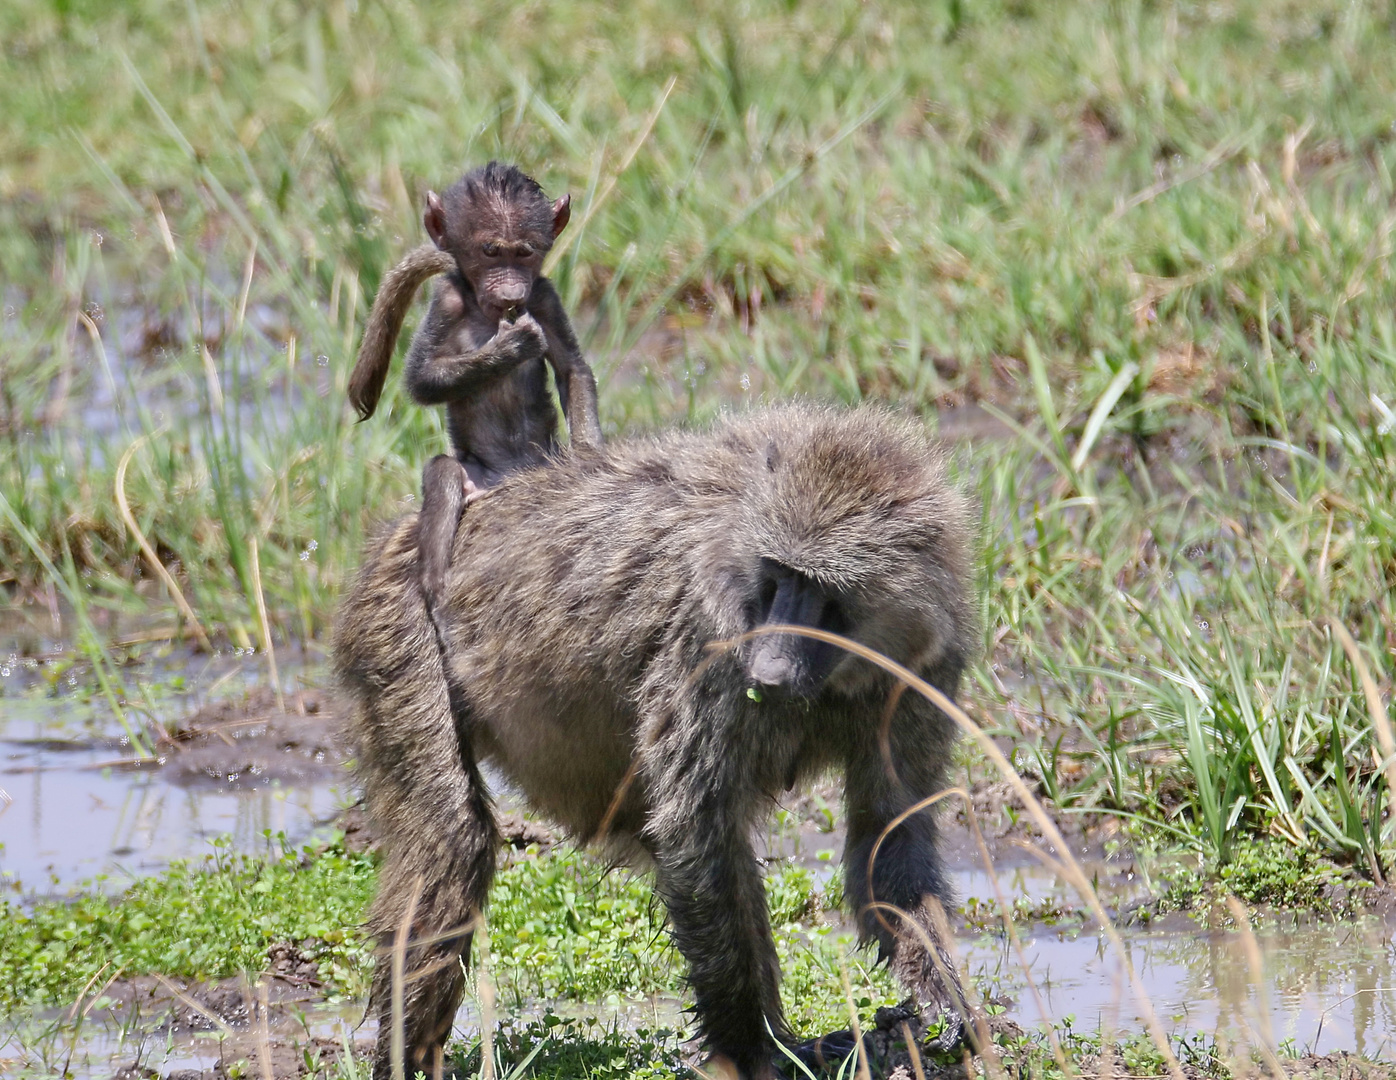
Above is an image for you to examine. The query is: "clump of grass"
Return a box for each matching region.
[0,838,377,1011]
[486,847,677,1005]
[450,1016,685,1080]
[4,0,1396,900]
[1155,839,1361,915]
[961,893,1083,932]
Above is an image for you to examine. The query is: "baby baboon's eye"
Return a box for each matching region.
[516,243,535,259]
[482,242,501,257]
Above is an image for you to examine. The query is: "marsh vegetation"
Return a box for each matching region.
[3,0,1396,1075]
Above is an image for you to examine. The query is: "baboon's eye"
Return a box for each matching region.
[821,599,850,635]
[482,242,501,257]
[516,243,535,259]
[757,576,779,617]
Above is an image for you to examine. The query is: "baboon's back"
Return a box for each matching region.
[337,403,971,842]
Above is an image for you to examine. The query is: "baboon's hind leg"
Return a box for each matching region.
[355,614,499,1080]
[367,767,495,1080]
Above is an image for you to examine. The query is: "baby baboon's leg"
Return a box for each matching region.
[417,454,479,608]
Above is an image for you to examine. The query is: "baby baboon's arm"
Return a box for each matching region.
[403,292,547,407]
[528,277,603,450]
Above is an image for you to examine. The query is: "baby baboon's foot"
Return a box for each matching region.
[462,475,491,505]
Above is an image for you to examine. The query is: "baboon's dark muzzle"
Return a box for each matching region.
[746,568,845,695]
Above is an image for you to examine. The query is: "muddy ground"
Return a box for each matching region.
[94,969,1396,1080]
[14,688,1396,1079]
[147,687,345,792]
[102,969,365,1080]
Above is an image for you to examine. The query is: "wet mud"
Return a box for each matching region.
[3,679,1395,1078]
[151,687,345,791]
[22,967,370,1080]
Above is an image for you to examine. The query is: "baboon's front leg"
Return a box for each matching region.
[642,704,788,1079]
[842,690,968,1051]
[652,828,786,1079]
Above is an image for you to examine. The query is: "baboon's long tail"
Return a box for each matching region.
[332,520,498,1080]
[348,245,455,421]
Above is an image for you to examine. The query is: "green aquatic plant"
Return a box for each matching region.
[0,836,884,1044]
[0,839,377,1011]
[3,0,1396,920]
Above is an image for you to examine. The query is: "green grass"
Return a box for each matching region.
[0,838,378,1012]
[0,838,1242,1078]
[0,840,888,1040]
[443,1016,1233,1080]
[1,838,1386,1077]
[3,0,1396,971]
[450,1018,689,1080]
[1,840,919,1077]
[1144,838,1363,918]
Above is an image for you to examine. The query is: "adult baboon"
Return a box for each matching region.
[334,404,976,1080]
[347,161,602,605]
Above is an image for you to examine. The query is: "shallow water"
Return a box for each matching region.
[954,881,1396,1059]
[2,666,1394,1074]
[0,738,345,893]
[0,662,348,894]
[0,996,369,1080]
[943,853,1396,1058]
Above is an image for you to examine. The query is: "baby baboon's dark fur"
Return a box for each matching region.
[347,161,602,607]
[334,404,976,1080]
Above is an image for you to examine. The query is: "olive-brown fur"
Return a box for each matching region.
[334,403,976,1080]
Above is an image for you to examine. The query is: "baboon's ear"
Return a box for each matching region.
[551,194,571,238]
[765,440,782,472]
[424,191,448,248]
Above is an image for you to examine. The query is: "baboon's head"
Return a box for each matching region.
[425,161,570,322]
[718,406,975,700]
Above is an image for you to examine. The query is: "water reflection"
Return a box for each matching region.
[0,695,346,892]
[959,900,1395,1058]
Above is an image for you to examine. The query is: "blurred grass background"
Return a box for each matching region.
[2,0,1396,870]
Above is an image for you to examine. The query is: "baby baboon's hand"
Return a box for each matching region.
[496,312,546,360]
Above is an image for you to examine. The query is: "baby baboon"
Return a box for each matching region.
[347,161,602,603]
[334,404,976,1080]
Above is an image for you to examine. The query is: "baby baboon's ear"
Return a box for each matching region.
[551,194,571,238]
[424,191,449,248]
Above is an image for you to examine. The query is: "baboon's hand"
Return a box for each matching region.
[494,312,546,360]
[695,1054,770,1080]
